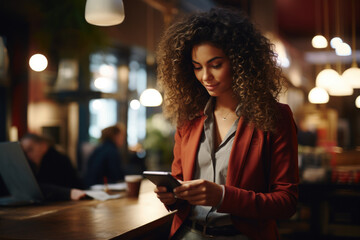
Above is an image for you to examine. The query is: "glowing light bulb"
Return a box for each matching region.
[316,69,339,91]
[355,95,360,108]
[29,54,48,72]
[130,99,141,110]
[140,88,163,107]
[330,37,343,49]
[308,87,329,104]
[335,42,352,56]
[342,67,360,88]
[312,35,328,48]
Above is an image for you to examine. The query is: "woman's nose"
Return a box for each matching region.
[201,68,212,81]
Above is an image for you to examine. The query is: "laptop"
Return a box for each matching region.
[0,141,44,206]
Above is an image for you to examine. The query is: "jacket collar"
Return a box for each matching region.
[183,115,255,185]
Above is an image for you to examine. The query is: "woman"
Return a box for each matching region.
[85,124,126,187]
[155,8,299,240]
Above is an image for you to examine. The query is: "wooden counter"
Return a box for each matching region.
[0,180,174,240]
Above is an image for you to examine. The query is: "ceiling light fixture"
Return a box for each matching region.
[312,35,328,49]
[342,0,360,89]
[139,88,163,107]
[315,0,338,91]
[85,0,125,26]
[327,76,353,96]
[29,54,48,72]
[312,0,327,48]
[330,37,343,49]
[355,95,360,108]
[335,42,352,56]
[308,87,329,104]
[315,67,339,91]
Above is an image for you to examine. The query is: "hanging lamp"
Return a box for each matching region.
[328,76,353,96]
[308,87,329,104]
[140,88,163,107]
[342,0,360,88]
[312,0,328,48]
[355,95,360,108]
[315,0,338,90]
[316,67,339,90]
[331,0,351,56]
[85,0,125,26]
[325,0,353,96]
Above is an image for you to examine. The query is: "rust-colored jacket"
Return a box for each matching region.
[169,103,299,240]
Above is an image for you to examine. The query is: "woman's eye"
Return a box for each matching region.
[212,64,222,69]
[193,65,202,70]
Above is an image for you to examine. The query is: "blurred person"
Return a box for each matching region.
[85,124,126,187]
[154,8,299,240]
[127,143,147,174]
[20,133,85,201]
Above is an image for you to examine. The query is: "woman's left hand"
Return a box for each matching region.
[173,179,223,207]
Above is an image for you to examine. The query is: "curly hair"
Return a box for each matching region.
[156,8,285,132]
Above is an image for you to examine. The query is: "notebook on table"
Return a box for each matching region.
[0,141,44,206]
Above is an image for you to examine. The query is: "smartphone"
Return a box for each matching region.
[142,171,181,192]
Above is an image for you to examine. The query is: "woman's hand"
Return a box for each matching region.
[173,179,223,207]
[154,186,177,206]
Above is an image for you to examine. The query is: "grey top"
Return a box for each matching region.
[189,97,240,227]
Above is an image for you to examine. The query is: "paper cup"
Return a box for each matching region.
[125,175,143,198]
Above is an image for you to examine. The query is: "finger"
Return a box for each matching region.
[175,184,206,196]
[174,180,206,192]
[154,186,168,193]
[157,192,175,200]
[175,189,206,201]
[156,192,176,205]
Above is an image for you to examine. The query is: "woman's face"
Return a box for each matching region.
[191,43,233,97]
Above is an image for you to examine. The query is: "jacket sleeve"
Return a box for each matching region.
[218,104,299,220]
[165,127,187,211]
[171,127,184,181]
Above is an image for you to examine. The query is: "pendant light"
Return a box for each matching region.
[85,0,125,26]
[326,0,353,96]
[328,58,353,96]
[332,0,351,56]
[327,76,353,96]
[140,88,163,107]
[356,95,360,108]
[342,0,360,88]
[29,53,48,72]
[315,0,337,90]
[316,68,339,91]
[312,0,328,48]
[308,87,329,104]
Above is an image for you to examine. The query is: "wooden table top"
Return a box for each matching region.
[0,179,174,240]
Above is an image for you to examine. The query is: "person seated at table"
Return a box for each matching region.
[85,124,126,188]
[20,133,86,201]
[126,143,147,175]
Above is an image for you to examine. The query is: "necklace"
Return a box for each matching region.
[216,102,238,121]
[222,111,232,120]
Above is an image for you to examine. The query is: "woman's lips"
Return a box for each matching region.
[204,83,219,91]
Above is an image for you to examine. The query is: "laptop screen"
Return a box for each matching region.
[0,141,44,205]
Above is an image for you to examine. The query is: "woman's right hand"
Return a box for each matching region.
[154,186,177,206]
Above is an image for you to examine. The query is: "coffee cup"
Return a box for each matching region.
[125,175,143,198]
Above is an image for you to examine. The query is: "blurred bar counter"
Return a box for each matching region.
[0,179,174,240]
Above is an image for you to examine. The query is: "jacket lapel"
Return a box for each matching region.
[183,117,205,181]
[226,117,254,186]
